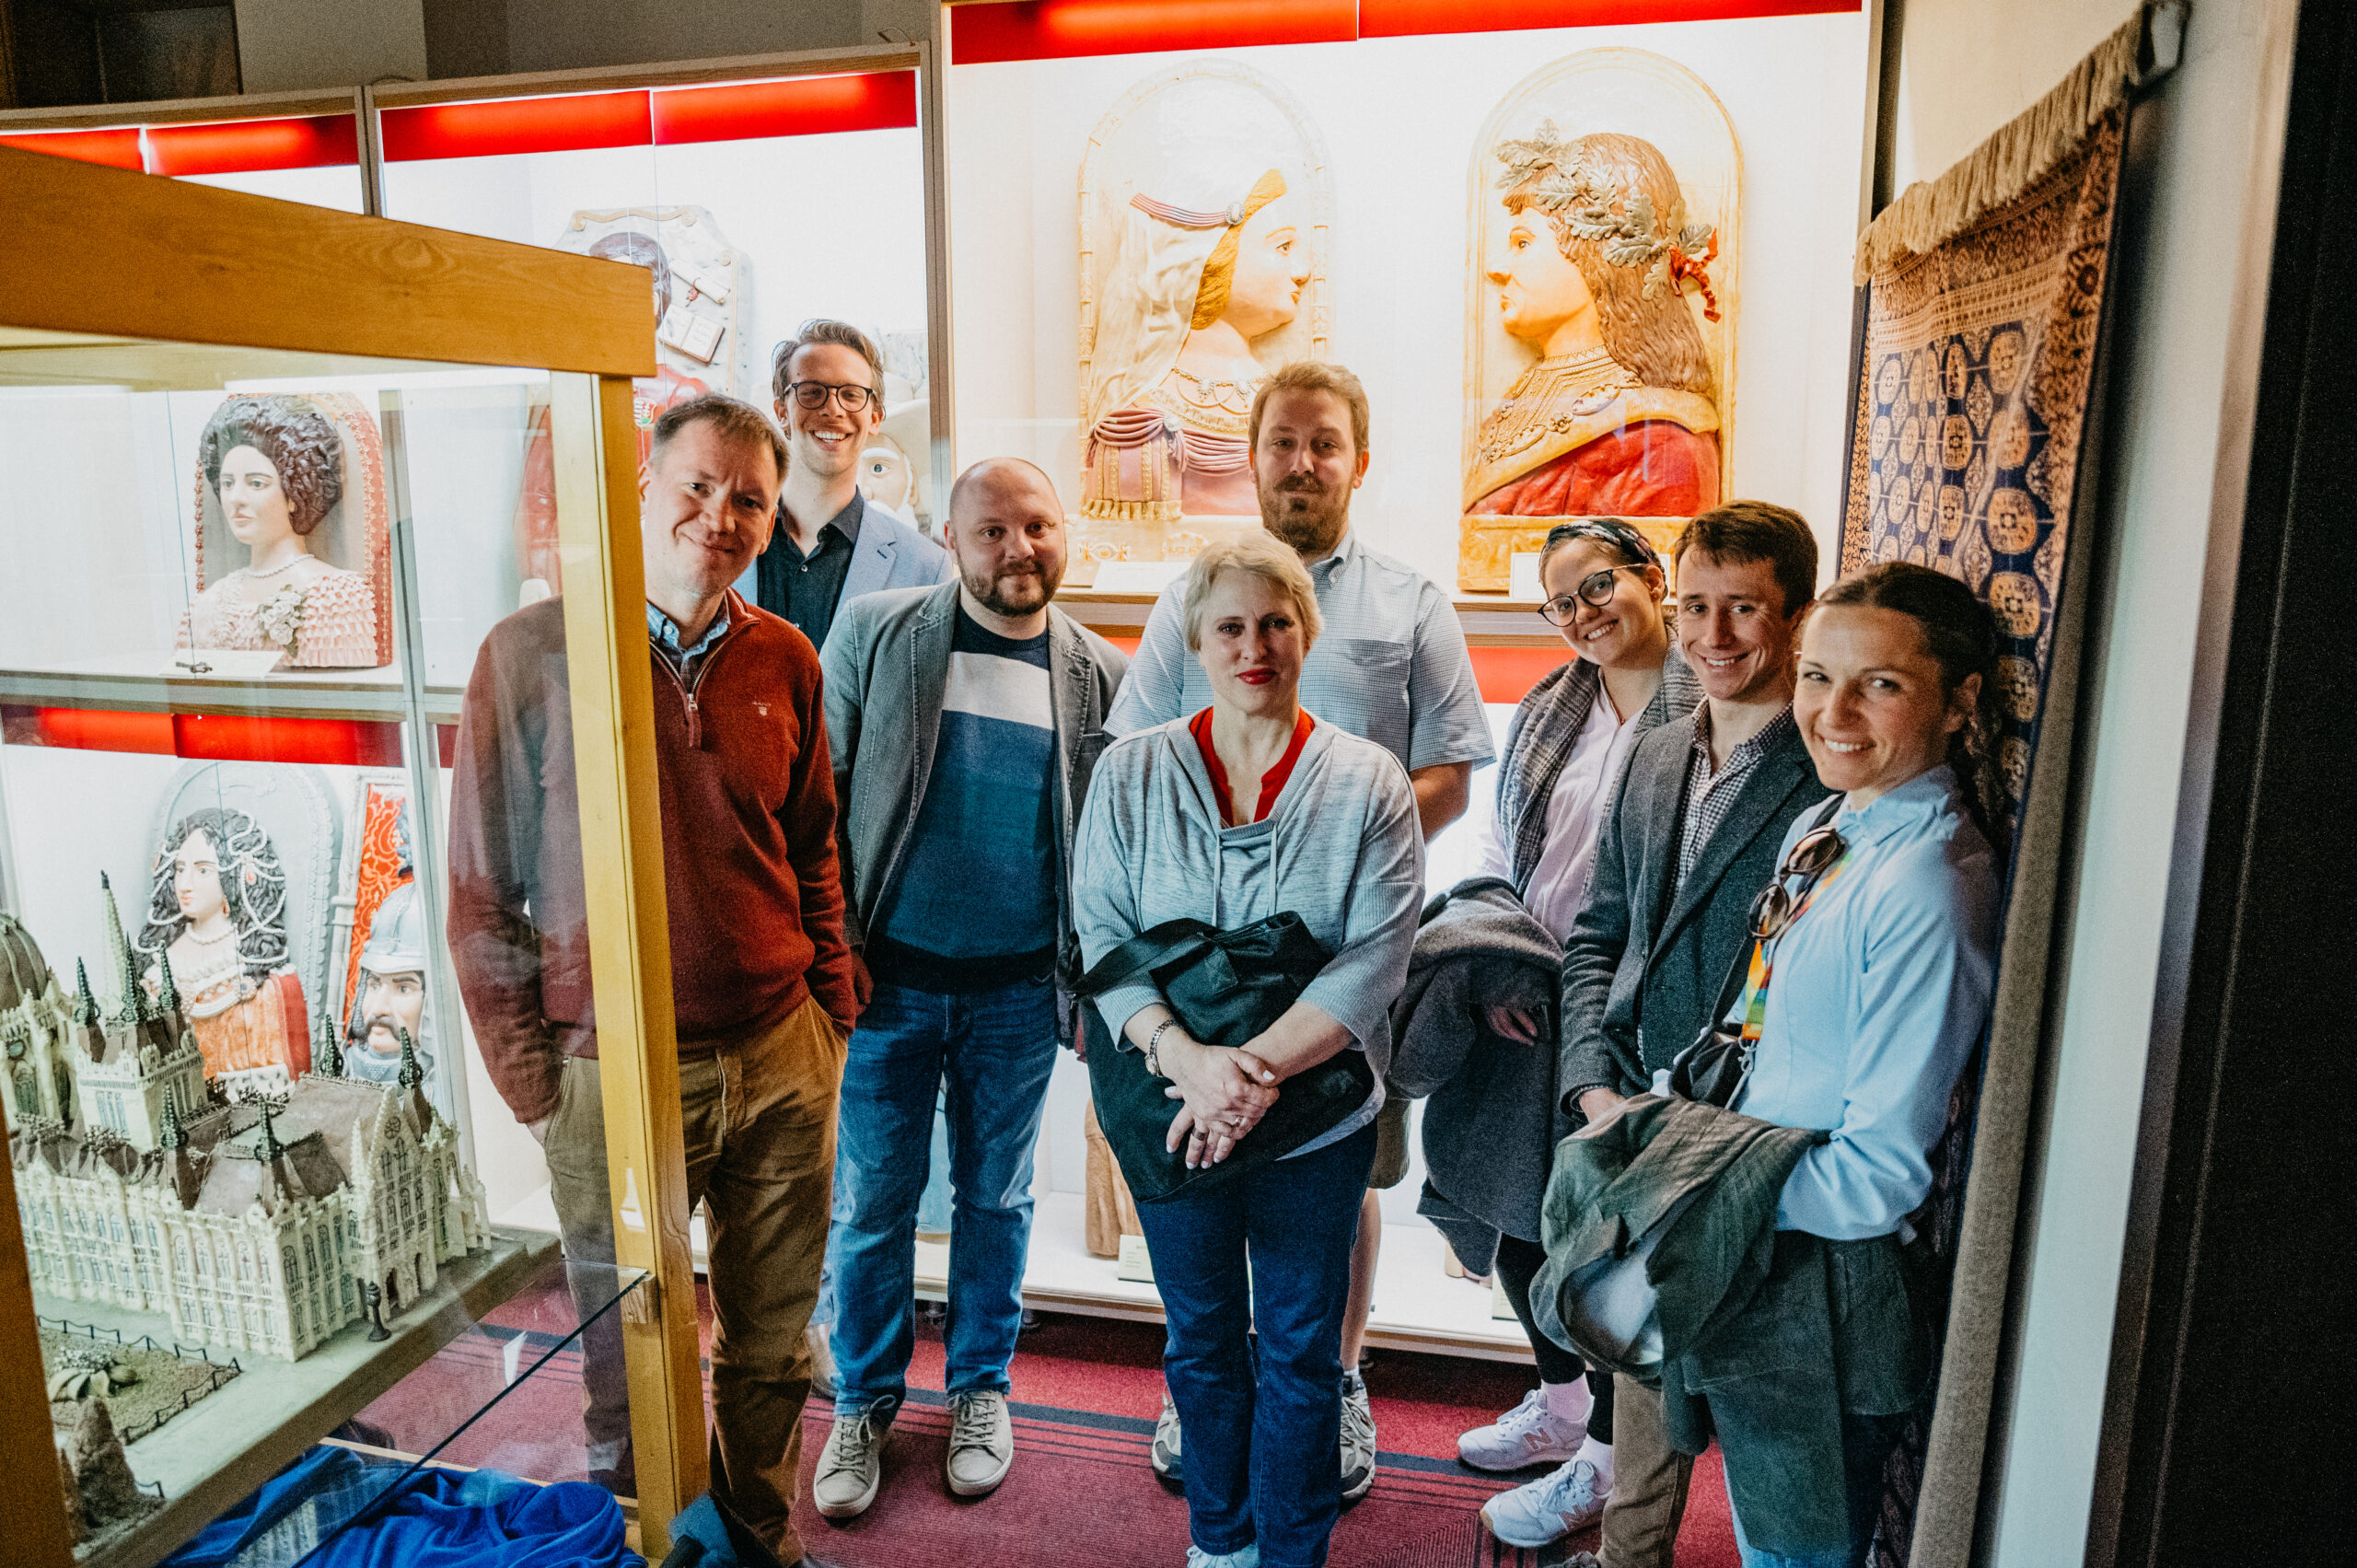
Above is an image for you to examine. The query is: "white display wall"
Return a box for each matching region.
[947,14,1872,586]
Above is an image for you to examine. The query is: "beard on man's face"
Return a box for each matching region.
[964,557,1060,619]
[1259,471,1349,555]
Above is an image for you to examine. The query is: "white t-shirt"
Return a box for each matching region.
[1468,688,1646,940]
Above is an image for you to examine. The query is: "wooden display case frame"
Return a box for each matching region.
[0,145,707,1563]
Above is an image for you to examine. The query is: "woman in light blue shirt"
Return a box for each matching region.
[1716,562,2003,1568]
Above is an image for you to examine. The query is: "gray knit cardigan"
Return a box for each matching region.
[1070,715,1425,1074]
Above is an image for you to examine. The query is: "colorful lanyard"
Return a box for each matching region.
[1736,850,1856,1044]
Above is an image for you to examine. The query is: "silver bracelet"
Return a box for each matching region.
[1144,1017,1178,1078]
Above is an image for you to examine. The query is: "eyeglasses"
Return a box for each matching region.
[1747,824,1849,940]
[1538,564,1648,626]
[786,380,877,412]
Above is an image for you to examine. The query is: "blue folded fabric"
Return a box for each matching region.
[162,1446,644,1568]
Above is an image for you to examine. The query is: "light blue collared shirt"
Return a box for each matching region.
[1731,765,1998,1239]
[647,599,731,682]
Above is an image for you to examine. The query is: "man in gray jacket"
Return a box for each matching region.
[810,457,1128,1519]
[1541,501,1825,1565]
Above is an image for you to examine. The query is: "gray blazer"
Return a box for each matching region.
[841,498,956,602]
[820,580,1129,970]
[1559,713,1828,1112]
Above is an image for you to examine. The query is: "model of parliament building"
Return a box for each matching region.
[2,879,489,1363]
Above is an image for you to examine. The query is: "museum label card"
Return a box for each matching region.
[166,648,287,679]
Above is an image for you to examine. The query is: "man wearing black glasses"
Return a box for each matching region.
[1551,499,1827,1568]
[758,319,952,653]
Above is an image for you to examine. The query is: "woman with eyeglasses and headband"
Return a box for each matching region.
[1447,517,1699,1513]
[1695,561,2003,1568]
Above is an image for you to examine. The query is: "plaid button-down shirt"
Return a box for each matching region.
[1674,703,1797,890]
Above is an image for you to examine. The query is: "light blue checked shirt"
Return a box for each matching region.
[647,598,731,682]
[1731,765,1999,1239]
[1105,529,1494,775]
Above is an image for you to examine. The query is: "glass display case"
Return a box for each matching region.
[372,49,944,541]
[0,144,702,1563]
[937,0,1875,1356]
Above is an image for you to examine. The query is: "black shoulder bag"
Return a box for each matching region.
[1074,913,1374,1202]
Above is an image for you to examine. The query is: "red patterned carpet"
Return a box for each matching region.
[341,1279,1741,1567]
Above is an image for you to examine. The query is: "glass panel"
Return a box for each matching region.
[0,330,641,1561]
[118,1259,646,1566]
[378,79,936,540]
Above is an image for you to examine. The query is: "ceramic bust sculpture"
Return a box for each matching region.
[180,396,377,668]
[1467,125,1722,530]
[341,878,432,1087]
[1082,165,1311,524]
[135,807,309,1086]
[1077,63,1332,562]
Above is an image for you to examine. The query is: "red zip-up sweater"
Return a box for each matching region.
[447,590,857,1125]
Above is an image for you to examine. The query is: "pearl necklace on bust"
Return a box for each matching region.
[239,553,307,580]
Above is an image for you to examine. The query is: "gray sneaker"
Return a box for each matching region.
[813,1398,894,1519]
[1340,1371,1376,1503]
[946,1389,1015,1497]
[1152,1390,1184,1486]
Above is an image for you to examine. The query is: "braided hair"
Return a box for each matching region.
[1815,563,2007,851]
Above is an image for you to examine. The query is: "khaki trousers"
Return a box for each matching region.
[1600,1371,1697,1568]
[547,993,845,1562]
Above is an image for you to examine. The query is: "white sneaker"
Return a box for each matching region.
[1457,1387,1587,1472]
[813,1399,893,1519]
[1480,1457,1611,1548]
[1184,1545,1260,1568]
[1339,1370,1376,1503]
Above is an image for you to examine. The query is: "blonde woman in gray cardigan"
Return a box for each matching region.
[1073,532,1424,1568]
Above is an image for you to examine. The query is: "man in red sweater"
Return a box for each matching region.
[447,394,856,1568]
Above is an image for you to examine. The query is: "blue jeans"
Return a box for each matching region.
[1728,1411,1904,1568]
[1135,1121,1378,1568]
[830,977,1059,1407]
[815,1084,951,1330]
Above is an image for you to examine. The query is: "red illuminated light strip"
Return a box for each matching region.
[0,127,142,169]
[1357,0,1859,36]
[0,114,356,177]
[378,72,918,162]
[952,0,1860,63]
[1,706,405,769]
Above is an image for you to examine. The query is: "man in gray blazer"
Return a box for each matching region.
[810,457,1128,1520]
[1544,501,1827,1567]
[756,319,954,651]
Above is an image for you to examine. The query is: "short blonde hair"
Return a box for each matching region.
[1181,532,1323,653]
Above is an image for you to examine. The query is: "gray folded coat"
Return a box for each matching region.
[1388,878,1568,1272]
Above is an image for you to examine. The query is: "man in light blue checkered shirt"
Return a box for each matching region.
[1105,360,1493,1508]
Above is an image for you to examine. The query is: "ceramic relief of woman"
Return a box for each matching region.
[1466,126,1723,527]
[179,395,378,668]
[1082,163,1314,526]
[136,807,310,1086]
